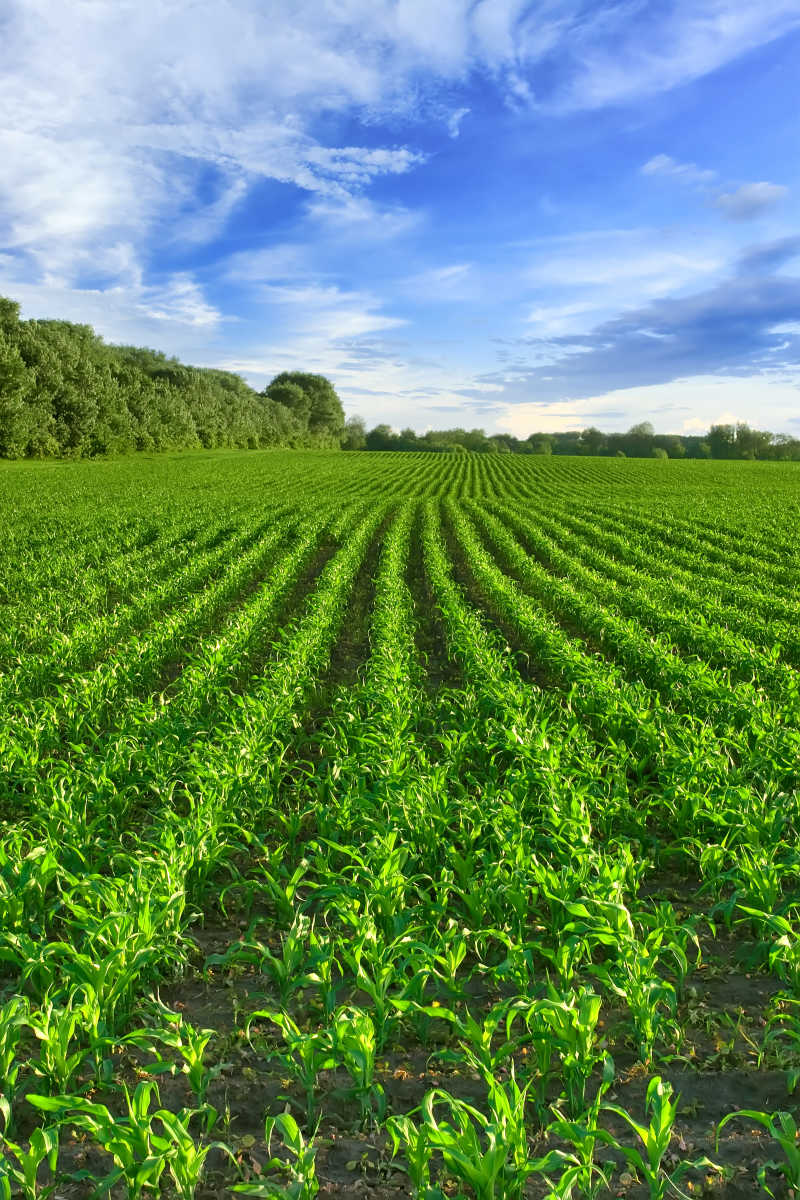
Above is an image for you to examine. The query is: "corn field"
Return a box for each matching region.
[2,449,800,1199]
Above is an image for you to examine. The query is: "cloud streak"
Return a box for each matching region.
[481,239,800,413]
[641,153,788,222]
[712,182,788,220]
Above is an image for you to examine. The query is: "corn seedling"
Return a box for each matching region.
[247,1010,335,1126]
[600,1076,715,1200]
[28,1081,172,1200]
[0,1123,59,1200]
[231,1113,319,1199]
[717,1108,800,1198]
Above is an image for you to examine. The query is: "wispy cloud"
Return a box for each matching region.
[641,152,789,221]
[641,154,716,185]
[447,107,470,137]
[4,0,798,279]
[304,195,424,239]
[737,237,800,275]
[712,181,788,220]
[139,274,223,328]
[399,263,475,300]
[483,237,800,415]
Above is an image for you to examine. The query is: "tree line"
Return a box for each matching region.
[1,295,797,461]
[0,297,344,458]
[343,418,800,460]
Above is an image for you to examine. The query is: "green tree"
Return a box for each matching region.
[622,421,655,458]
[708,424,736,459]
[735,422,773,460]
[264,372,345,445]
[0,334,33,457]
[342,415,367,450]
[579,426,607,456]
[366,424,397,451]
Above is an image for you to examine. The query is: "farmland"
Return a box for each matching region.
[1,449,800,1199]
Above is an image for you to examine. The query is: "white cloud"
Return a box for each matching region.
[523,230,726,328]
[525,301,607,336]
[3,0,797,288]
[447,107,470,137]
[712,181,789,220]
[0,263,224,353]
[555,1,800,111]
[641,154,716,184]
[399,262,475,299]
[641,154,789,222]
[173,178,249,246]
[249,281,407,342]
[304,195,424,239]
[138,274,223,328]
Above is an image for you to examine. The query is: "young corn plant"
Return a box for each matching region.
[28,1081,173,1200]
[761,996,800,1093]
[386,1114,435,1196]
[301,927,341,1020]
[26,995,90,1096]
[206,913,311,1007]
[155,1108,234,1200]
[600,1076,715,1200]
[603,958,679,1067]
[717,1109,800,1198]
[332,1006,385,1129]
[0,1121,59,1200]
[738,908,800,992]
[404,1070,535,1200]
[0,997,28,1114]
[231,1113,319,1199]
[536,1056,616,1200]
[538,987,605,1117]
[125,1004,229,1110]
[247,1010,335,1126]
[426,998,534,1083]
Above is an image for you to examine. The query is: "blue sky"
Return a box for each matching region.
[2,1,800,435]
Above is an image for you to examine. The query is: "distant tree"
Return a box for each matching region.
[529,436,553,455]
[365,423,397,451]
[0,334,33,458]
[735,422,773,460]
[0,297,21,336]
[463,428,490,452]
[708,424,736,459]
[654,435,686,458]
[651,447,668,459]
[622,421,655,458]
[772,433,800,461]
[556,434,582,455]
[579,426,607,456]
[264,372,345,445]
[427,440,467,453]
[264,380,311,426]
[342,415,367,450]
